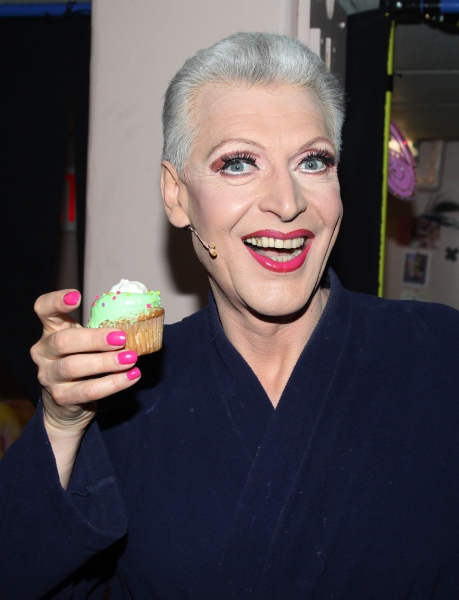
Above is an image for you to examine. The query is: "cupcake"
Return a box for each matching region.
[87,279,164,355]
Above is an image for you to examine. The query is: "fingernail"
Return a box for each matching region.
[106,331,126,346]
[126,367,141,381]
[63,291,80,306]
[118,350,137,365]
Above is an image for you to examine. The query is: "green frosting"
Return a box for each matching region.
[87,290,162,328]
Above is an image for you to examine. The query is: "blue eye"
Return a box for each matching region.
[220,154,257,176]
[299,152,334,173]
[300,157,326,172]
[225,159,250,173]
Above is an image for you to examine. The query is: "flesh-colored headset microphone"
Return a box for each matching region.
[187,225,217,257]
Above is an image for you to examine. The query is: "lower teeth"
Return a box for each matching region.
[251,247,304,262]
[244,239,305,262]
[270,249,302,262]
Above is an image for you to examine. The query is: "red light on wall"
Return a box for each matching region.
[65,172,76,222]
[61,169,77,231]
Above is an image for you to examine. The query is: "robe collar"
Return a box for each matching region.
[206,269,355,598]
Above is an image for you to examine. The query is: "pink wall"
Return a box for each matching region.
[84,0,298,324]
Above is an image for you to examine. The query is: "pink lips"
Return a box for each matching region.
[242,229,314,273]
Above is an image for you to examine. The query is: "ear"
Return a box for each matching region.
[161,161,190,228]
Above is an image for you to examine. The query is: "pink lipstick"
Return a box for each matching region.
[242,229,314,273]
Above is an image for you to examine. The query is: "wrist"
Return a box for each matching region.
[42,409,90,490]
[41,388,96,434]
[43,415,86,444]
[43,408,93,435]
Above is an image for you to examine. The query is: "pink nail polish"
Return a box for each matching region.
[106,331,126,346]
[63,291,80,306]
[118,350,137,365]
[127,367,141,381]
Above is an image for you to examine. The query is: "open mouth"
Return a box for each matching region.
[243,235,306,262]
[242,230,314,273]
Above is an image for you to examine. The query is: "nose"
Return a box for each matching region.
[257,168,307,222]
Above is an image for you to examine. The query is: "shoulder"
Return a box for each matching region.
[337,291,459,429]
[347,290,459,346]
[339,290,459,390]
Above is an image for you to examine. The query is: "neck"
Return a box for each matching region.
[210,283,329,407]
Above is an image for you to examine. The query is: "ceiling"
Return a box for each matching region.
[0,0,76,3]
[338,0,379,14]
[338,0,459,141]
[1,0,457,142]
[391,23,459,141]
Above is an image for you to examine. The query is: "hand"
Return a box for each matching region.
[30,289,141,487]
[31,289,141,435]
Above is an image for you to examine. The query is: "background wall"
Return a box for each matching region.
[384,142,459,309]
[84,0,299,324]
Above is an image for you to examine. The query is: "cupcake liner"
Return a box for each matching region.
[114,310,164,356]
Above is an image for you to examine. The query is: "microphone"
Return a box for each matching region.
[187,225,217,257]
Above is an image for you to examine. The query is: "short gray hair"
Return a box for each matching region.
[162,31,345,176]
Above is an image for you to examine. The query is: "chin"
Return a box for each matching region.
[238,283,315,321]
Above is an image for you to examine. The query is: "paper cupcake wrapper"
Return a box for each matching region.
[115,312,164,356]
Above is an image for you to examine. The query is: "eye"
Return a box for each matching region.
[300,157,326,172]
[298,151,335,173]
[219,154,257,176]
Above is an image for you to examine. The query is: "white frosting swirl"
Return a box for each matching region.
[109,279,148,294]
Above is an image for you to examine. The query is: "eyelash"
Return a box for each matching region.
[218,152,257,172]
[216,149,336,174]
[299,150,335,171]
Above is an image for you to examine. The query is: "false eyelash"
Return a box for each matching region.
[218,152,257,170]
[300,149,335,168]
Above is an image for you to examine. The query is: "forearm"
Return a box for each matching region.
[43,417,85,489]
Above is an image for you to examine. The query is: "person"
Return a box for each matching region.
[1,32,459,600]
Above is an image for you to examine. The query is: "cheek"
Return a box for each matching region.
[309,183,342,228]
[186,180,253,234]
[184,179,220,224]
[328,194,343,226]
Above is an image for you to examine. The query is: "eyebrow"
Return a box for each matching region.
[206,138,266,160]
[296,136,336,154]
[206,135,335,161]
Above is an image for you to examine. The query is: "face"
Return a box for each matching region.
[162,84,342,319]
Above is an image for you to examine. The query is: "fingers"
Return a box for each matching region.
[45,349,138,384]
[43,367,141,409]
[35,327,126,361]
[34,289,82,333]
[31,290,143,428]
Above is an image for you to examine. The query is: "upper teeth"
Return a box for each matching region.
[244,236,305,249]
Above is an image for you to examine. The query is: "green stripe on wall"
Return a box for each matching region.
[378,19,395,297]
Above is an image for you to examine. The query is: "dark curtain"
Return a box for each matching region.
[330,9,392,295]
[0,16,90,405]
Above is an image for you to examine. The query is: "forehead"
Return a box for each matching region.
[191,83,330,155]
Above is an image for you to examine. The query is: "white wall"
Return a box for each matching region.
[384,142,459,309]
[84,0,298,325]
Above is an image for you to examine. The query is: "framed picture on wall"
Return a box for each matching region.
[401,250,431,287]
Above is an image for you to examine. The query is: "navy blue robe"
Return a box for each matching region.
[1,270,459,599]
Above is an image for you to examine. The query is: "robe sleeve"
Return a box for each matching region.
[0,401,127,600]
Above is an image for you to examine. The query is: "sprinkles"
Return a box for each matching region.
[89,284,161,329]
